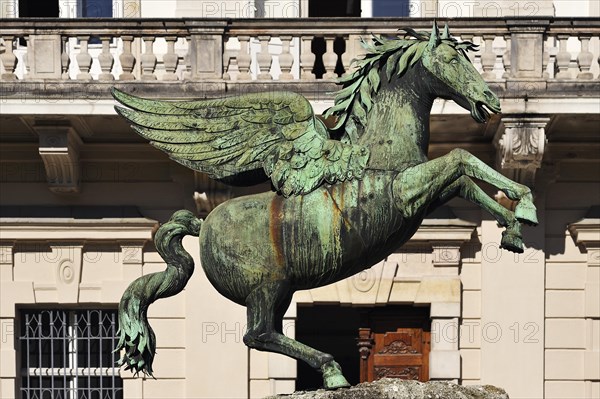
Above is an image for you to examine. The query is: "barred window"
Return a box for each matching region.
[19,309,123,399]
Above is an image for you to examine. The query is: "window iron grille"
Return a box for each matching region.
[19,309,123,399]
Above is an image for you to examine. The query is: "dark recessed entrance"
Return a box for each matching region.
[295,305,431,390]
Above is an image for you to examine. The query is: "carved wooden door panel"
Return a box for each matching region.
[358,308,431,383]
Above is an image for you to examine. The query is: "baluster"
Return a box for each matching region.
[163,36,179,81]
[576,35,593,80]
[300,35,315,80]
[340,36,351,76]
[222,37,231,80]
[278,35,294,81]
[182,36,191,80]
[237,36,252,81]
[98,36,114,81]
[76,36,92,80]
[61,36,70,79]
[554,35,572,79]
[256,35,272,80]
[322,36,337,80]
[0,36,18,80]
[542,39,550,79]
[140,36,157,80]
[480,35,496,80]
[502,34,511,79]
[119,36,135,80]
[23,36,33,79]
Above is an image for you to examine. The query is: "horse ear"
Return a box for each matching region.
[428,21,441,48]
[441,23,450,40]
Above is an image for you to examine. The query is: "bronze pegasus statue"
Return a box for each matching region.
[112,23,537,389]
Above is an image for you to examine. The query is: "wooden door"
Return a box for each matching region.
[358,308,430,382]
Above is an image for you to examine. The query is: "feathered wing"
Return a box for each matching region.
[112,88,370,197]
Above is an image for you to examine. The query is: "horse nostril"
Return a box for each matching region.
[483,89,500,109]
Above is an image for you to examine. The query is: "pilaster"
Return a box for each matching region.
[480,208,545,398]
[428,243,462,381]
[569,209,600,388]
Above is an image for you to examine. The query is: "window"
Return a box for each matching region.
[17,0,114,18]
[19,309,123,399]
[372,0,412,17]
[308,0,360,17]
[77,0,113,17]
[18,0,59,17]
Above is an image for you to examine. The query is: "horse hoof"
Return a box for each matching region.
[321,360,351,390]
[515,197,538,226]
[501,229,524,253]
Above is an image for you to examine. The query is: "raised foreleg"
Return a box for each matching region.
[429,176,524,252]
[243,280,350,389]
[394,149,538,252]
[396,148,537,225]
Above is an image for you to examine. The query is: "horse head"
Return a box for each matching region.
[421,22,501,123]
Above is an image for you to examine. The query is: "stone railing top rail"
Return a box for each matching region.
[0,16,600,25]
[1,16,599,32]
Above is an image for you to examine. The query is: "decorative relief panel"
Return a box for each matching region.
[33,244,84,303]
[432,244,461,268]
[378,339,419,355]
[374,366,420,380]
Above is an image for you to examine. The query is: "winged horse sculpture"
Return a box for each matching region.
[112,23,537,389]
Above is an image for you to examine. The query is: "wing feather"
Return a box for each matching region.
[131,126,215,144]
[113,88,370,196]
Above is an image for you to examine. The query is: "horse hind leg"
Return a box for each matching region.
[243,280,350,389]
[432,176,524,253]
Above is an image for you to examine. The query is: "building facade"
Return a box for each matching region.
[0,1,599,398]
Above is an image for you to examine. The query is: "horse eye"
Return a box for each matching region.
[450,58,459,65]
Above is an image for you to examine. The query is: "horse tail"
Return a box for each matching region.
[115,209,202,377]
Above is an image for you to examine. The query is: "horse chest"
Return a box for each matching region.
[280,173,404,285]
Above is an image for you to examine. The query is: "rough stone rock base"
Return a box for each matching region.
[265,379,509,399]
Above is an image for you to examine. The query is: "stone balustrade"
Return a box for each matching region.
[0,18,599,93]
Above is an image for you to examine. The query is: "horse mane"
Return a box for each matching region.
[324,27,477,144]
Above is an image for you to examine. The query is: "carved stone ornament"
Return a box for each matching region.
[494,117,550,187]
[35,122,82,194]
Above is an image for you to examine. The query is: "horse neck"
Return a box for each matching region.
[359,73,434,171]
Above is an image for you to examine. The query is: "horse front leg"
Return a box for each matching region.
[397,148,537,226]
[447,148,537,225]
[394,149,537,252]
[429,176,524,252]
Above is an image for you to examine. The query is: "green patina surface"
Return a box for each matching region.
[113,23,538,389]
